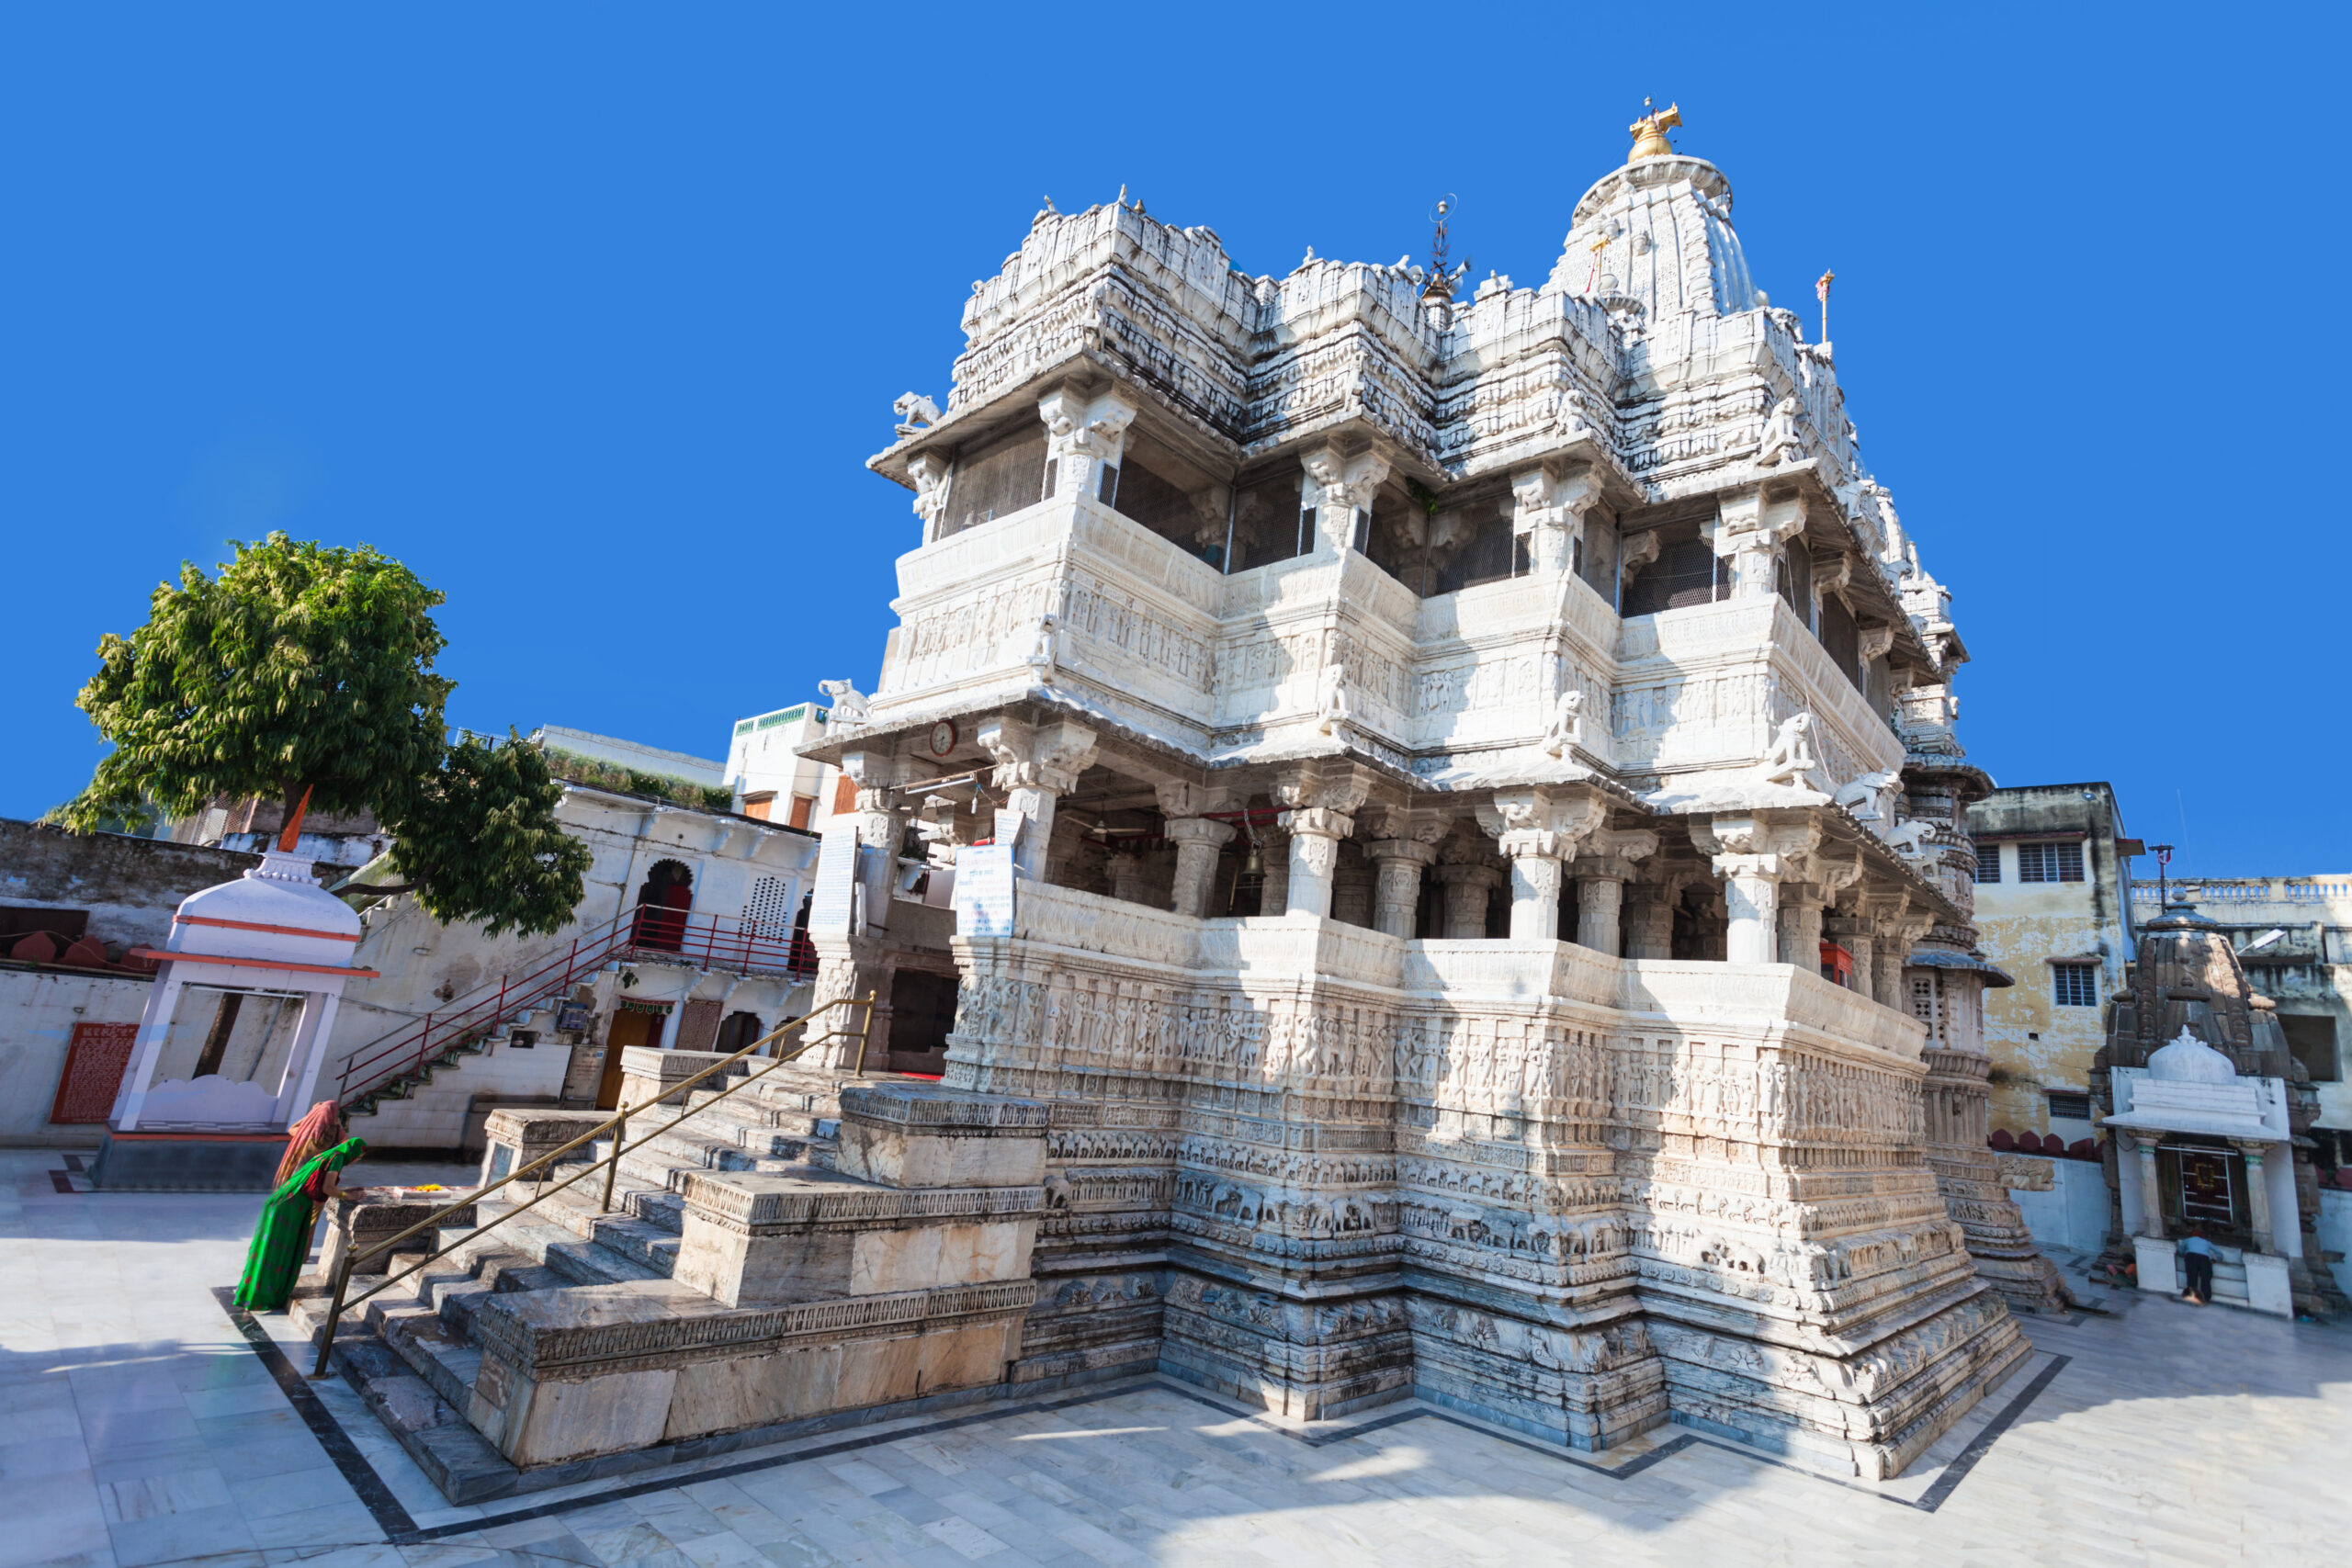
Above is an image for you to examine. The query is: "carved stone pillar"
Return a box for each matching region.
[1154,782,1234,920]
[2237,1140,2275,1254]
[1273,765,1373,919]
[1569,829,1658,957]
[1258,826,1291,916]
[1436,862,1504,939]
[978,716,1098,883]
[1824,915,1875,998]
[1329,844,1375,928]
[841,749,905,935]
[1713,486,1809,599]
[1779,886,1826,970]
[1036,387,1137,502]
[1162,818,1233,919]
[1105,853,1148,904]
[2135,1134,2165,1239]
[1299,446,1391,557]
[1476,786,1607,943]
[1868,894,1930,1009]
[1274,808,1354,919]
[1691,814,1821,966]
[1623,882,1679,960]
[1512,461,1605,576]
[1366,839,1440,938]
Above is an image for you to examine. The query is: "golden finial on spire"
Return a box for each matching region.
[1628,98,1681,161]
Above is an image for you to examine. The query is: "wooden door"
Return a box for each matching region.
[596,1011,659,1110]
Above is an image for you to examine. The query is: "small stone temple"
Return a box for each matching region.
[803,106,2047,1476]
[305,107,2064,1497]
[2096,894,2341,1316]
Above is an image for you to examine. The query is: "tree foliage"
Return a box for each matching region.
[387,731,593,939]
[66,534,589,937]
[68,533,451,829]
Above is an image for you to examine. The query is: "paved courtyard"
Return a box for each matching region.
[3,1149,2346,1568]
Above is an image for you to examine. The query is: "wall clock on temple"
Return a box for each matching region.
[929,720,957,757]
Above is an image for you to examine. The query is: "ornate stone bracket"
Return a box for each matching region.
[1037,388,1138,502]
[1511,460,1606,575]
[1713,485,1809,599]
[977,716,1099,880]
[1299,446,1391,557]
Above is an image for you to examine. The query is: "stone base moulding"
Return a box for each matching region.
[88,1127,287,1190]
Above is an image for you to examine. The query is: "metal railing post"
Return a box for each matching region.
[308,993,864,1371]
[601,1111,627,1213]
[311,1254,354,1378]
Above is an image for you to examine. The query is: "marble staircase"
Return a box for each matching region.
[295,1072,1049,1503]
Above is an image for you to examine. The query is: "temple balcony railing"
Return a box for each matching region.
[1612,592,1902,787]
[965,882,1927,1066]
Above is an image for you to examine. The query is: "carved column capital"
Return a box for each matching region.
[1299,446,1390,554]
[1163,816,1236,851]
[1713,485,1810,598]
[1276,806,1356,842]
[978,716,1099,795]
[1036,387,1138,499]
[907,451,952,540]
[1364,838,1442,870]
[1690,813,1820,882]
[1571,827,1659,884]
[1274,762,1374,818]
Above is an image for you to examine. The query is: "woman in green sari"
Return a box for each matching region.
[233,1103,369,1312]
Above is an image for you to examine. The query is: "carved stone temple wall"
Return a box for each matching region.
[798,107,2051,1479]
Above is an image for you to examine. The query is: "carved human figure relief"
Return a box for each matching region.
[817,678,871,724]
[1756,711,1818,789]
[892,391,942,436]
[1028,612,1059,671]
[1542,687,1584,757]
[1316,660,1352,735]
[1756,396,1802,466]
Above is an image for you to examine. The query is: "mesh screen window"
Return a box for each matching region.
[2018,840,2086,883]
[1973,842,2001,883]
[2052,962,2098,1007]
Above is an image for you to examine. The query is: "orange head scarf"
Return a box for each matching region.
[275,1100,347,1188]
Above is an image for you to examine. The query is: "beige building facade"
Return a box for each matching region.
[1968,783,2138,1140]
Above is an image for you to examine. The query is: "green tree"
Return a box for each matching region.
[66,533,589,936]
[384,730,593,938]
[69,533,451,831]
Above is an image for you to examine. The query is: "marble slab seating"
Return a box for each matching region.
[291,1074,1048,1502]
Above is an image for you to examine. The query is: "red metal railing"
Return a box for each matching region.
[333,907,819,1109]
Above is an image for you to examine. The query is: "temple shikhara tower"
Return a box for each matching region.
[795,105,2052,1477]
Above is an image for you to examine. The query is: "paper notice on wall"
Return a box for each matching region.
[954,842,1016,937]
[808,818,859,936]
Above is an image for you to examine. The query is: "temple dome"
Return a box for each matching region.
[1549,153,1759,319]
[2148,1025,2238,1084]
[168,847,364,971]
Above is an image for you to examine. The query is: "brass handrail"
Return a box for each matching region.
[308,991,876,1377]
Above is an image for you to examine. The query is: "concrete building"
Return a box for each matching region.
[724,702,847,829]
[1966,783,2139,1140]
[1,773,823,1157]
[2127,874,2352,1143]
[530,725,727,789]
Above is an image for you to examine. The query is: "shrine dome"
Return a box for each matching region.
[1551,148,1761,320]
[166,848,365,971]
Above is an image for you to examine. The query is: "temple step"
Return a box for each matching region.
[327,1322,518,1504]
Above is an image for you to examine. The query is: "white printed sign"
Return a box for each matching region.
[953,842,1016,938]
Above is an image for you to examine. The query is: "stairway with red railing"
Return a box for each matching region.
[335,907,819,1114]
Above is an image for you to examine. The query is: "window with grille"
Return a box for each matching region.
[2052,963,2098,1007]
[1973,841,2001,883]
[744,875,793,941]
[1909,975,1940,1042]
[2046,1090,2092,1121]
[1818,593,1860,689]
[2018,840,2086,883]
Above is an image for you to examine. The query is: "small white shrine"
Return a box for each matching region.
[91,843,376,1189]
[2106,1026,2299,1316]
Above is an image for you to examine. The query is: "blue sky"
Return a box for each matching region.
[3,5,2341,875]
